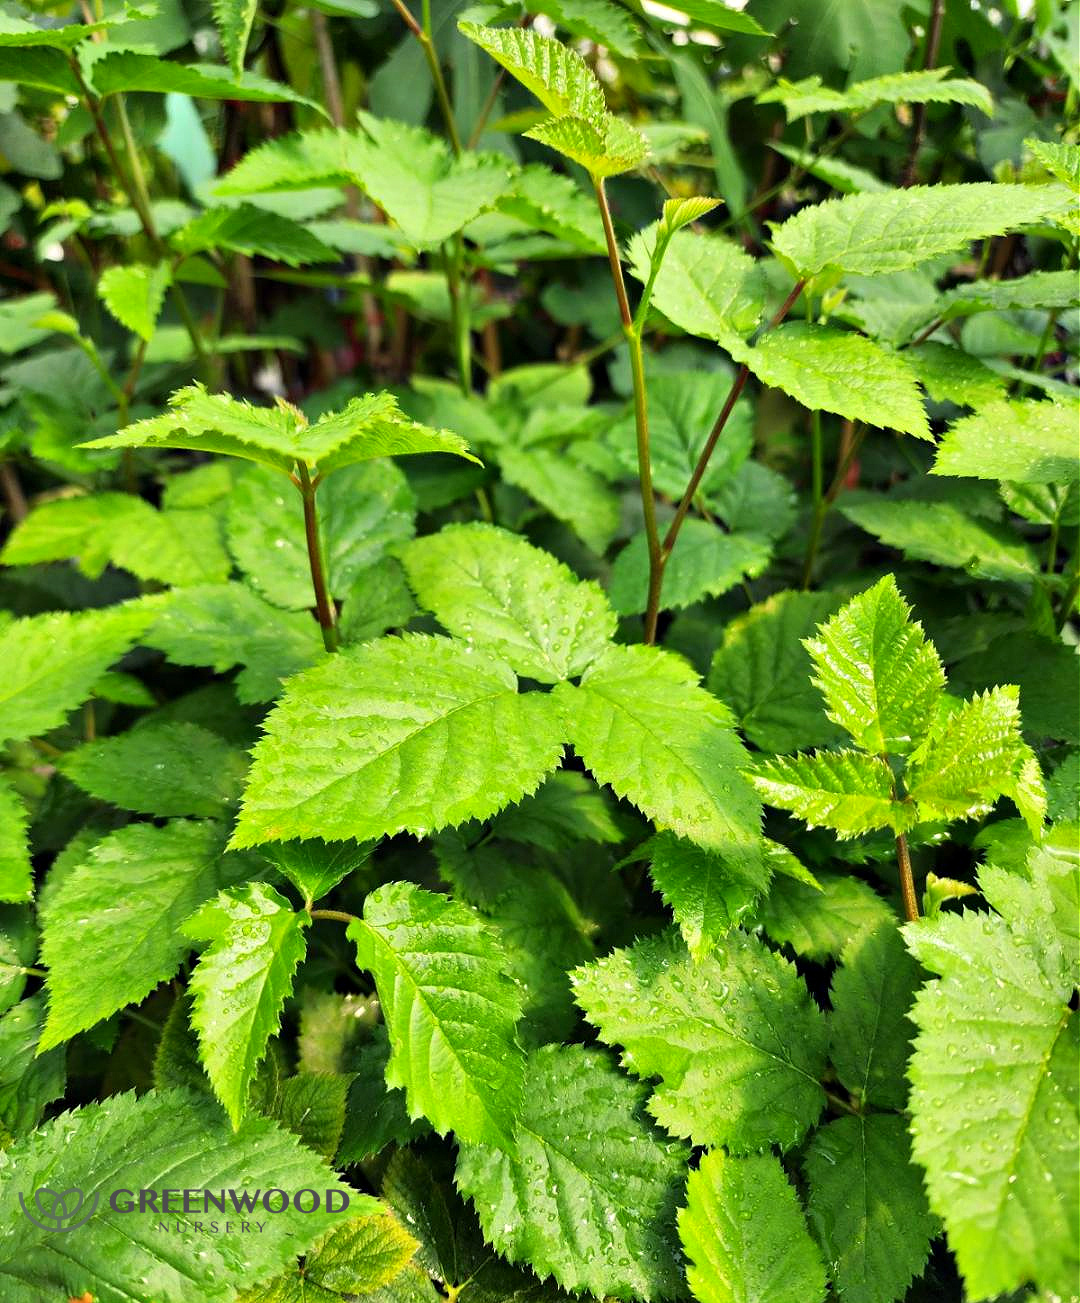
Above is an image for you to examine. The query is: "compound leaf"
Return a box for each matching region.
[749,750,916,839]
[932,399,1079,485]
[573,928,827,1151]
[679,1148,826,1303]
[552,642,763,858]
[0,1088,372,1303]
[803,1115,936,1303]
[903,860,1079,1301]
[455,1043,689,1301]
[38,821,252,1051]
[526,112,649,179]
[771,183,1074,278]
[231,635,564,847]
[400,523,615,683]
[804,575,945,756]
[347,881,524,1148]
[183,882,309,1127]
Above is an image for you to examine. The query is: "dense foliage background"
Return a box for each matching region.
[0,1,1077,1301]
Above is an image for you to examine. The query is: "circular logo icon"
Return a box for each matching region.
[18,1186,100,1233]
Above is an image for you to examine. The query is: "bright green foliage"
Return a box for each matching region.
[838,494,1039,582]
[611,521,771,615]
[0,492,230,586]
[498,442,620,554]
[552,643,763,856]
[760,67,993,121]
[232,635,564,846]
[771,183,1074,278]
[497,163,605,251]
[38,821,249,1050]
[803,1115,936,1303]
[708,588,847,753]
[678,1149,827,1303]
[0,1088,370,1303]
[1027,137,1079,189]
[457,23,606,120]
[183,881,309,1126]
[661,196,722,233]
[828,922,920,1109]
[212,0,258,75]
[729,325,931,438]
[929,269,1079,323]
[98,262,170,340]
[530,0,642,55]
[347,881,525,1148]
[400,523,615,682]
[646,832,771,960]
[526,112,650,179]
[903,854,1079,1300]
[627,228,765,349]
[82,384,476,476]
[573,929,826,1150]
[0,995,65,1137]
[655,0,769,35]
[750,750,915,838]
[172,205,337,266]
[259,839,371,904]
[0,909,35,1017]
[759,872,895,962]
[0,776,31,903]
[455,1044,689,1300]
[0,603,152,745]
[804,575,944,755]
[60,720,247,818]
[901,342,1006,406]
[932,399,1079,484]
[906,688,1045,834]
[89,50,319,107]
[145,582,323,702]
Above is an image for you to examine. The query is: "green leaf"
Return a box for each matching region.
[1026,138,1080,190]
[60,720,248,818]
[611,521,771,615]
[771,183,1074,279]
[931,269,1079,323]
[828,922,920,1109]
[0,776,31,904]
[627,227,766,349]
[0,603,152,746]
[38,821,253,1051]
[82,384,476,475]
[489,770,625,854]
[145,582,323,703]
[232,634,564,847]
[651,0,769,34]
[496,163,604,252]
[526,112,650,178]
[760,66,993,121]
[552,642,763,856]
[212,0,258,75]
[347,881,525,1148]
[838,493,1040,583]
[456,1043,689,1301]
[749,750,916,838]
[497,443,620,554]
[0,12,93,48]
[300,1210,420,1294]
[708,588,847,753]
[573,928,826,1150]
[0,47,79,93]
[268,1071,350,1160]
[98,262,171,341]
[679,1148,827,1303]
[906,687,1046,834]
[804,575,945,755]
[901,342,1006,407]
[172,204,337,266]
[0,996,65,1137]
[90,51,321,109]
[803,1115,936,1303]
[0,908,36,1017]
[226,461,415,609]
[949,631,1080,746]
[457,22,607,120]
[183,881,309,1127]
[529,0,642,55]
[768,141,890,195]
[647,832,772,961]
[0,1088,373,1303]
[903,860,1079,1301]
[259,839,371,904]
[932,399,1079,485]
[730,324,930,439]
[0,492,230,587]
[759,871,895,962]
[400,523,615,683]
[661,195,722,233]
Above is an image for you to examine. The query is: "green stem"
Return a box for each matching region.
[593,177,662,644]
[801,409,824,587]
[390,0,461,155]
[802,422,865,589]
[308,908,357,924]
[443,238,472,394]
[1056,559,1079,632]
[295,463,339,652]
